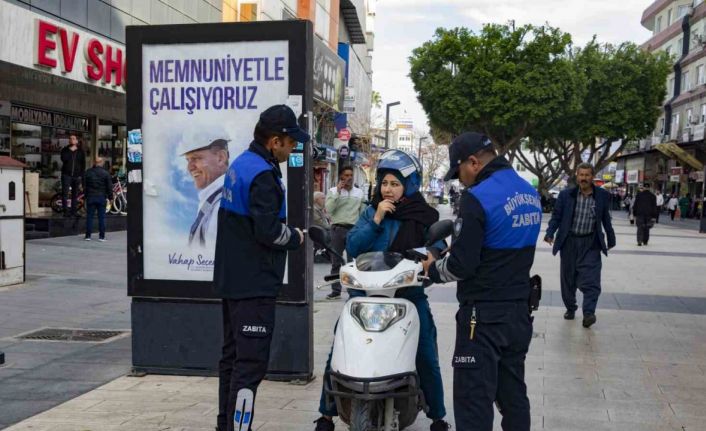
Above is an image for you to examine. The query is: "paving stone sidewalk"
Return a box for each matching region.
[4,304,706,431]
[1,207,706,430]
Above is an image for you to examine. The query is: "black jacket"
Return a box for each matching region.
[83,166,113,199]
[60,146,86,177]
[429,157,542,303]
[213,142,301,300]
[632,190,658,218]
[545,185,616,256]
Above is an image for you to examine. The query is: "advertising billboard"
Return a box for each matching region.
[140,41,289,281]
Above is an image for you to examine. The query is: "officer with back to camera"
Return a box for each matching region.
[422,132,541,431]
[213,104,309,431]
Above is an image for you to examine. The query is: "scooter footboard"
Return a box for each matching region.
[326,370,422,401]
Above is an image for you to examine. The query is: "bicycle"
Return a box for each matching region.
[108,175,127,215]
[50,186,86,215]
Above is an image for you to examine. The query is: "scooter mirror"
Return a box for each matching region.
[309,226,330,247]
[425,219,454,246]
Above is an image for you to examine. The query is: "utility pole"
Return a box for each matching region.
[385,101,400,149]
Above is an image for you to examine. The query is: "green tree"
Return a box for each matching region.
[409,24,578,155]
[514,40,671,192]
[371,90,382,109]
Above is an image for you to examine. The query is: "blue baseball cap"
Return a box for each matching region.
[443,132,493,181]
[258,105,311,143]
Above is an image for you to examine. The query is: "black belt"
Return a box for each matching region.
[570,232,594,238]
[333,223,354,228]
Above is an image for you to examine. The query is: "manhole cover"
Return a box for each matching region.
[15,328,127,343]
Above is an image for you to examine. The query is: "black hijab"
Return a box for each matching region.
[372,171,439,253]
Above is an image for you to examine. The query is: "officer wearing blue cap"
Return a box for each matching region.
[422,132,541,431]
[214,104,310,431]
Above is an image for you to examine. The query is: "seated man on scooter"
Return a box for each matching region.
[314,150,450,431]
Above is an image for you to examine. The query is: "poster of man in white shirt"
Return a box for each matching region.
[177,134,230,247]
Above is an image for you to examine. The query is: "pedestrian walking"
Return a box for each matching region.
[324,165,365,299]
[632,184,658,246]
[60,134,86,217]
[679,195,690,220]
[422,132,541,431]
[667,195,679,220]
[312,191,332,263]
[83,156,112,241]
[213,105,308,431]
[655,190,664,223]
[544,163,616,328]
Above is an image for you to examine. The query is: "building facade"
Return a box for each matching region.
[624,0,706,201]
[0,0,375,205]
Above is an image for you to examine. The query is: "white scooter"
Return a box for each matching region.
[310,220,454,431]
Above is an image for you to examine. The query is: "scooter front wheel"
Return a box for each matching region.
[350,400,375,431]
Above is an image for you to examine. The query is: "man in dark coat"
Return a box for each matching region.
[83,156,112,241]
[544,163,616,328]
[632,184,658,246]
[60,134,86,216]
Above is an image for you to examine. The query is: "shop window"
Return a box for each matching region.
[8,181,15,201]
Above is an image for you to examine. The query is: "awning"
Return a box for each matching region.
[654,142,704,170]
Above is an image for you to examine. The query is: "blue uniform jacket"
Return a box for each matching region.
[428,157,541,303]
[346,206,443,299]
[213,141,300,300]
[545,186,616,256]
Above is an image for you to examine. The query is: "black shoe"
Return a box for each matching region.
[644,241,648,246]
[326,292,341,300]
[564,310,575,320]
[637,242,642,246]
[430,419,451,431]
[583,314,597,328]
[314,416,335,431]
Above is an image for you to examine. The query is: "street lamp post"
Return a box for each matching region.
[417,136,428,161]
[385,101,400,149]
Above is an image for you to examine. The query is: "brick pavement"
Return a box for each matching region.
[1,207,705,430]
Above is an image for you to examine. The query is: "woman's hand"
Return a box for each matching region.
[373,200,396,224]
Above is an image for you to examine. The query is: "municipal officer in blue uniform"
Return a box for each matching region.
[214,105,309,431]
[422,132,541,431]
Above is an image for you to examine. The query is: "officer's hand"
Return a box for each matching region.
[544,236,554,246]
[373,200,395,225]
[295,228,304,244]
[422,251,436,276]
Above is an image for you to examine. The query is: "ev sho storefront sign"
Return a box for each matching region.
[140,41,289,282]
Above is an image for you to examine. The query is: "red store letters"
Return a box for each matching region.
[34,19,126,88]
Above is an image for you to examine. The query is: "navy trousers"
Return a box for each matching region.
[85,196,106,239]
[452,301,532,431]
[560,234,602,315]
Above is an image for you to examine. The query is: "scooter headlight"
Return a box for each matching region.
[383,270,417,289]
[340,271,363,290]
[350,302,406,332]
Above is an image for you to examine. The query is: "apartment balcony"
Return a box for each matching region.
[694,123,705,140]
